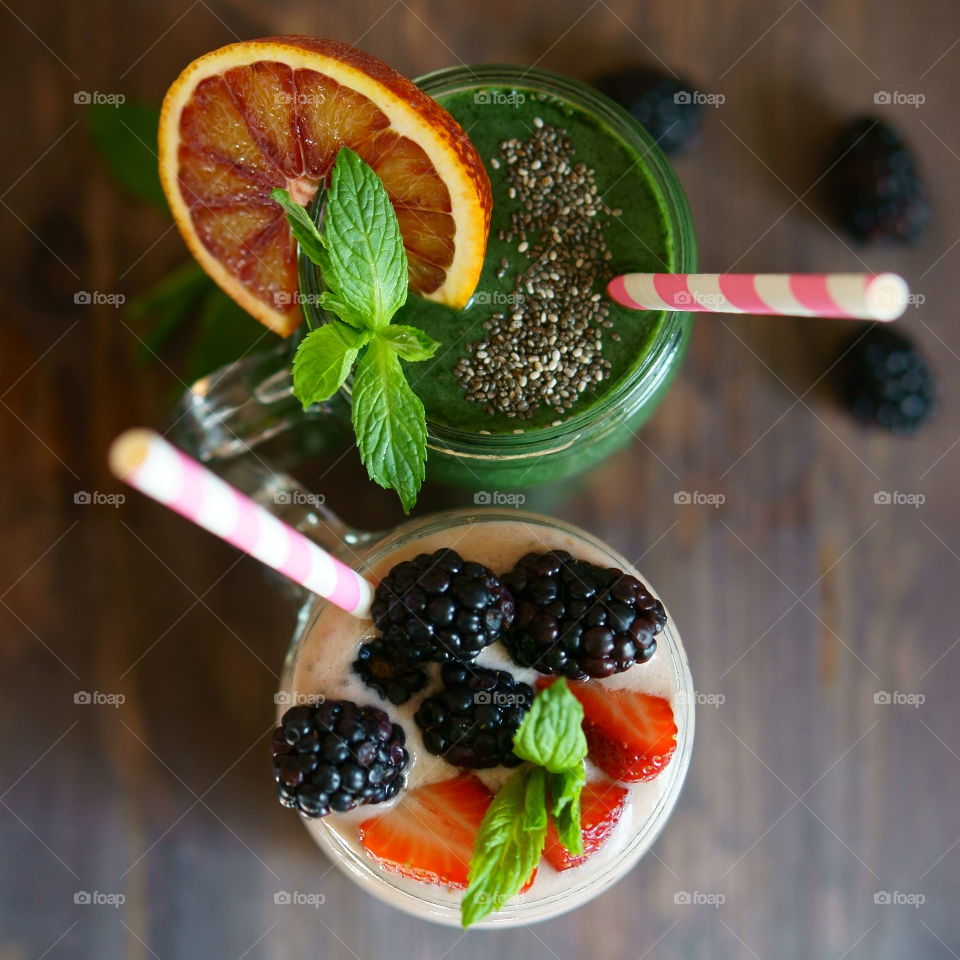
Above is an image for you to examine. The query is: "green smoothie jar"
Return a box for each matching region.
[178,66,696,491]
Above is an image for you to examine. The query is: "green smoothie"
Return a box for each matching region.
[396,83,676,435]
[297,66,695,489]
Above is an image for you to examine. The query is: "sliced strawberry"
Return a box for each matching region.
[538,678,677,782]
[359,774,492,889]
[544,779,628,871]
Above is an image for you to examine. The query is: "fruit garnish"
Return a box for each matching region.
[502,550,666,680]
[836,325,936,434]
[273,148,438,511]
[826,117,930,245]
[414,662,533,768]
[352,638,428,706]
[359,773,492,888]
[543,780,628,871]
[158,37,491,336]
[271,700,408,818]
[540,677,677,782]
[370,548,515,662]
[591,68,703,155]
[461,678,588,927]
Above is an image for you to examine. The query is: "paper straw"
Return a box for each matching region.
[607,272,910,321]
[108,429,374,619]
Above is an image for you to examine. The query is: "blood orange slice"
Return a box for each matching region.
[158,37,491,336]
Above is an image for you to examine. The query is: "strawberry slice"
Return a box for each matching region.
[544,779,628,871]
[359,773,492,889]
[537,678,677,782]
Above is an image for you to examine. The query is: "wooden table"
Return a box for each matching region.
[2,1,958,957]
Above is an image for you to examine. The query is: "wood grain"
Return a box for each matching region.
[1,1,958,957]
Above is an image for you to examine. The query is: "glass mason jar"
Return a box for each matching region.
[276,506,695,928]
[175,66,696,490]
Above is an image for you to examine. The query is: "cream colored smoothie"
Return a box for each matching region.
[275,511,694,927]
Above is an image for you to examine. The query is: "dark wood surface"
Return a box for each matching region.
[2,1,959,957]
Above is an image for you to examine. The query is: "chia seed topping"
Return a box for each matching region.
[453,120,618,421]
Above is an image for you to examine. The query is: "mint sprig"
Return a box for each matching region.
[461,678,589,927]
[352,339,428,513]
[513,676,588,772]
[549,766,586,857]
[272,147,439,512]
[461,765,548,929]
[290,321,372,405]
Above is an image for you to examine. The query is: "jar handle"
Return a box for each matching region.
[170,345,381,599]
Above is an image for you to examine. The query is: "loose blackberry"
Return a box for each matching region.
[592,68,702,154]
[414,662,533,769]
[371,549,515,663]
[502,551,666,681]
[271,701,408,819]
[826,117,930,244]
[353,638,429,705]
[836,326,936,434]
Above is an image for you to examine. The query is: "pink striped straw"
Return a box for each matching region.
[608,272,910,321]
[108,429,374,618]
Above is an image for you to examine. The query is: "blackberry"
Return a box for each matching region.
[836,326,936,434]
[414,662,533,769]
[352,638,429,705]
[826,117,930,244]
[502,551,666,681]
[371,549,515,663]
[271,701,408,819]
[592,67,702,154]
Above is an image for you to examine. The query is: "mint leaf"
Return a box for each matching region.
[462,766,547,928]
[274,148,435,510]
[270,187,329,269]
[549,767,586,857]
[378,325,440,362]
[322,147,408,329]
[351,338,426,513]
[87,101,165,207]
[293,322,372,407]
[512,678,588,773]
